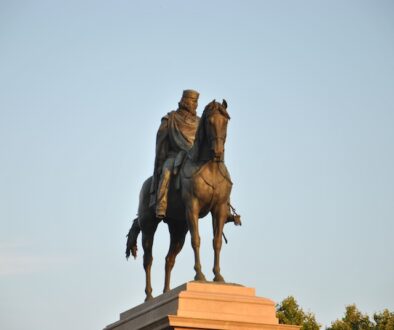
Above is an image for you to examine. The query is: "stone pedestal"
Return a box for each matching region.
[104,282,300,330]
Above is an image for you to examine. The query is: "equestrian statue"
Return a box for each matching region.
[126,90,241,301]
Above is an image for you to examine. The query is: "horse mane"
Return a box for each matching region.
[189,100,230,162]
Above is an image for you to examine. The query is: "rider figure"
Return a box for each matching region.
[150,89,200,219]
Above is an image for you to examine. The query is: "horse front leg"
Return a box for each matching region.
[186,202,206,281]
[212,203,227,282]
[163,221,188,293]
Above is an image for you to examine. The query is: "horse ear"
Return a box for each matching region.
[212,99,216,104]
[222,99,227,109]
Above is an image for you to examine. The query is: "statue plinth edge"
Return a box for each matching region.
[104,282,301,330]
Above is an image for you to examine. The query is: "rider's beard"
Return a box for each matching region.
[178,101,197,116]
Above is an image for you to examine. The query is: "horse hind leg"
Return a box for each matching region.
[142,233,154,301]
[141,217,158,301]
[163,220,188,293]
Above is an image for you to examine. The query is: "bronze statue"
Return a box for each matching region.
[126,98,241,301]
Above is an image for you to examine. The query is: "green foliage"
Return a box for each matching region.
[276,296,321,330]
[327,319,352,330]
[277,297,394,330]
[327,305,394,330]
[303,312,321,330]
[373,309,394,330]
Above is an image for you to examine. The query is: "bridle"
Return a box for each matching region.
[205,106,229,161]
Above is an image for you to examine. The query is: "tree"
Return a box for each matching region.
[276,296,321,330]
[373,309,394,330]
[277,297,394,330]
[327,304,373,330]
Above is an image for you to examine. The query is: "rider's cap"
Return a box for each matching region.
[182,89,199,100]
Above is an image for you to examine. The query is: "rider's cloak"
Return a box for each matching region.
[149,108,200,207]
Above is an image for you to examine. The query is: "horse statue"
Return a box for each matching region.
[126,99,239,301]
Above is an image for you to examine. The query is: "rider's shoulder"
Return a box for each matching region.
[161,110,176,121]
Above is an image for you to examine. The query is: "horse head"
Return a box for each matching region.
[204,99,230,162]
[190,99,230,162]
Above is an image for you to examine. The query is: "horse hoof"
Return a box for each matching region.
[144,295,153,302]
[194,273,207,281]
[213,274,225,282]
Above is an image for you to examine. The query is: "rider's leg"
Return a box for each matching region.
[156,159,174,219]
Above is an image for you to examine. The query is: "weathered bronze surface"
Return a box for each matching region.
[126,95,241,301]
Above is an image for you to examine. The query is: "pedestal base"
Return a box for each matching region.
[104,282,300,330]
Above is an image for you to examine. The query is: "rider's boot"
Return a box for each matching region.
[226,213,242,226]
[226,203,242,226]
[156,168,171,220]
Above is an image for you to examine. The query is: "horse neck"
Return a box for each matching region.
[190,109,227,164]
[198,138,214,163]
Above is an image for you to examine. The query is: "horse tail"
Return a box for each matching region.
[126,177,153,260]
[125,217,140,260]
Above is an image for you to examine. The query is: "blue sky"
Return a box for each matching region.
[0,1,393,329]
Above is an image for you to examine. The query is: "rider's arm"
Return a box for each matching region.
[154,117,169,174]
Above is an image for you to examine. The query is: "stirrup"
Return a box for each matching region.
[228,204,242,226]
